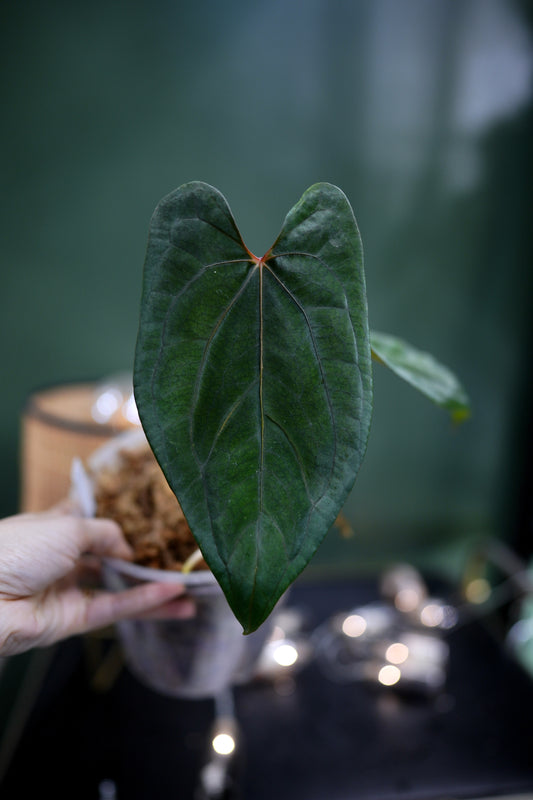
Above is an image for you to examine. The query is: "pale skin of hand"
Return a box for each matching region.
[0,509,195,657]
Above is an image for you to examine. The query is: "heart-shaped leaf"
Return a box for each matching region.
[134,181,373,632]
[370,331,470,423]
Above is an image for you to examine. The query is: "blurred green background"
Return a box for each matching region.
[1,0,532,577]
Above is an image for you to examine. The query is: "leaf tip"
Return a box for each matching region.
[450,405,471,426]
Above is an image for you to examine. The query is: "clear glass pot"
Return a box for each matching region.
[101,557,272,698]
[72,428,274,698]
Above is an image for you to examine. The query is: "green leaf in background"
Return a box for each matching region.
[370,330,470,423]
[134,181,373,632]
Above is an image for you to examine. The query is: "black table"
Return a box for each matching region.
[1,577,532,799]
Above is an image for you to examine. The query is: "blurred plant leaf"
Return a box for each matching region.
[134,182,373,632]
[370,331,470,423]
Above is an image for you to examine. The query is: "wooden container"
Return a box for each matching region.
[20,381,138,512]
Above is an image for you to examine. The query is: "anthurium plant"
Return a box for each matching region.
[133,181,469,634]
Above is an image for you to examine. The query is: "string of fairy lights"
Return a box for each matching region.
[89,380,533,800]
[195,555,533,799]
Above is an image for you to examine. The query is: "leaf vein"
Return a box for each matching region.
[149,256,252,419]
[262,262,338,496]
[201,378,260,468]
[175,215,245,248]
[264,413,312,503]
[189,265,259,467]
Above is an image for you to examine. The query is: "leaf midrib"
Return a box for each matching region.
[184,247,347,505]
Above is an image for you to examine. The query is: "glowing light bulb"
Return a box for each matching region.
[270,625,286,641]
[92,389,121,423]
[273,643,298,667]
[212,733,236,756]
[378,665,401,686]
[395,588,421,613]
[342,614,367,638]
[465,578,491,604]
[420,603,445,628]
[385,642,409,665]
[124,393,140,425]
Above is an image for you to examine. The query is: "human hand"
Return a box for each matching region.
[0,508,194,657]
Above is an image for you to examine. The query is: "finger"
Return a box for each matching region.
[81,582,189,631]
[135,597,196,620]
[74,517,133,561]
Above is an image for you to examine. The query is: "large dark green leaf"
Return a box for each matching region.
[370,331,470,422]
[134,181,373,632]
